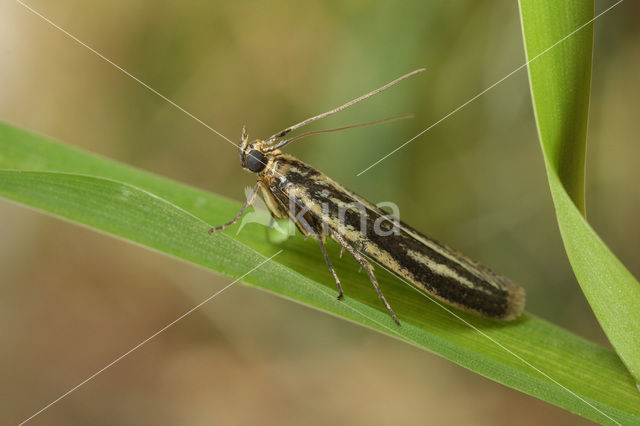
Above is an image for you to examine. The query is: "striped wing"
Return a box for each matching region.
[266,154,525,320]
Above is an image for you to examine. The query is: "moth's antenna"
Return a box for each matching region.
[264,68,425,148]
[270,114,413,150]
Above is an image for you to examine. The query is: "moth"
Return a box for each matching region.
[210,69,525,324]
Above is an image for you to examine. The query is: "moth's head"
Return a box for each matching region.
[238,126,270,174]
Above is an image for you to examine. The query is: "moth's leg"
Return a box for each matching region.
[209,181,260,233]
[287,209,343,298]
[330,230,400,325]
[316,235,344,300]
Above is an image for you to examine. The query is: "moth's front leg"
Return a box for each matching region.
[209,182,260,233]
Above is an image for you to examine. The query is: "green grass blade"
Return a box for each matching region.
[1,121,639,424]
[519,0,640,385]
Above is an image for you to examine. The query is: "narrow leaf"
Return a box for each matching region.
[1,122,639,424]
[519,0,640,384]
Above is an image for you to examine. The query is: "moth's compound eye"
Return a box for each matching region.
[246,149,267,173]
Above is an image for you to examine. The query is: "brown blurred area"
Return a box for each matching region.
[1,0,638,424]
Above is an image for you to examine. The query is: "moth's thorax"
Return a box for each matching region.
[260,153,316,185]
[260,154,347,220]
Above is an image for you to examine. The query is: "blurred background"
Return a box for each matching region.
[1,0,638,424]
